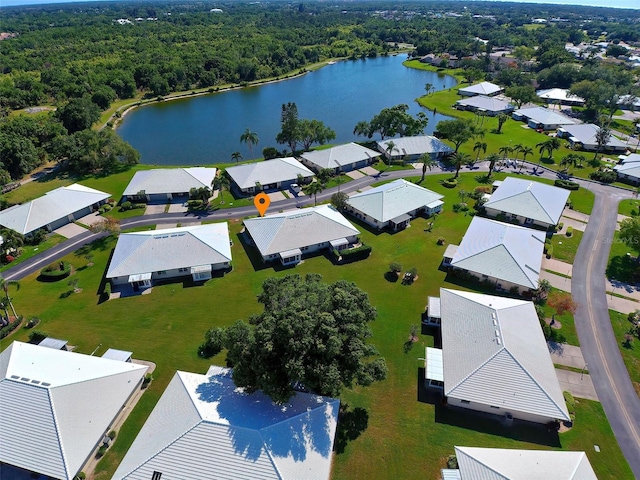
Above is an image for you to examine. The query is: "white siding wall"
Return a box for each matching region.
[448,397,557,424]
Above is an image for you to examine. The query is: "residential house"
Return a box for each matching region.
[0,183,110,236]
[106,223,232,289]
[346,179,444,230]
[458,81,503,97]
[226,157,314,195]
[443,217,545,294]
[614,153,640,184]
[512,106,576,130]
[121,167,217,203]
[618,94,640,111]
[483,176,570,229]
[424,289,570,424]
[299,142,381,173]
[243,205,360,266]
[537,88,585,106]
[441,447,597,480]
[455,95,515,116]
[0,341,147,480]
[557,124,627,153]
[377,136,453,162]
[112,366,339,480]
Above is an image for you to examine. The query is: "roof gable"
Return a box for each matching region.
[226,158,313,189]
[106,223,232,278]
[347,179,444,222]
[122,168,217,196]
[484,177,569,225]
[440,290,569,421]
[459,81,502,95]
[300,143,381,169]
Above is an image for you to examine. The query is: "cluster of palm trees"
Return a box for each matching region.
[536,138,561,165]
[0,277,20,321]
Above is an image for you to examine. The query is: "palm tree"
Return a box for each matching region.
[419,153,436,183]
[0,277,20,319]
[451,152,470,179]
[231,151,243,164]
[424,83,433,96]
[536,278,552,301]
[487,153,500,178]
[384,141,398,167]
[304,181,324,205]
[560,154,578,172]
[498,145,513,162]
[473,141,487,162]
[521,146,533,164]
[513,143,524,161]
[212,173,230,204]
[240,128,259,159]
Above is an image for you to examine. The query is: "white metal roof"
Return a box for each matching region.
[101,348,133,362]
[454,446,597,479]
[513,106,576,126]
[243,205,359,257]
[426,347,444,382]
[347,179,444,223]
[0,341,147,480]
[614,161,640,180]
[226,157,313,190]
[112,366,340,480]
[456,95,514,113]
[451,217,545,290]
[458,81,503,96]
[560,124,626,149]
[122,168,217,196]
[38,337,68,350]
[377,136,454,157]
[0,183,110,235]
[483,176,570,226]
[106,223,232,279]
[300,142,381,169]
[536,88,585,104]
[439,289,570,421]
[428,296,441,318]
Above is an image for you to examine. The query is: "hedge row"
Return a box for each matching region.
[554,179,580,190]
[334,244,372,263]
[40,261,71,280]
[0,317,23,340]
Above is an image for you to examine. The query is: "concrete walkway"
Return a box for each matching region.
[607,294,639,314]
[541,258,573,277]
[539,270,571,292]
[548,342,586,369]
[555,369,599,401]
[558,216,586,232]
[53,223,87,239]
[562,208,589,223]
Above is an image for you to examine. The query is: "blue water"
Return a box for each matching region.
[116,55,458,165]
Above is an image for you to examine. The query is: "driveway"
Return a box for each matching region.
[548,342,586,369]
[267,191,287,202]
[346,170,366,180]
[145,204,165,215]
[555,369,599,401]
[75,211,103,226]
[167,202,188,213]
[359,166,379,176]
[53,223,87,239]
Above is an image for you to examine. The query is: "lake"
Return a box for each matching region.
[117,55,458,165]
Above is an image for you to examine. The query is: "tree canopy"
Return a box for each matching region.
[353,104,428,140]
[435,118,479,153]
[212,274,387,403]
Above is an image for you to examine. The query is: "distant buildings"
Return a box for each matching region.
[377,136,453,162]
[557,124,627,153]
[512,106,576,131]
[122,167,217,203]
[455,95,514,116]
[537,88,585,107]
[458,81,503,97]
[300,142,381,173]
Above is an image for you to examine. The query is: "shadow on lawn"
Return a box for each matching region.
[607,255,640,284]
[334,403,369,455]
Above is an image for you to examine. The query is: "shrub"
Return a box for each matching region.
[546,245,553,258]
[4,254,15,263]
[452,202,469,213]
[120,201,132,211]
[437,237,445,245]
[509,285,520,295]
[103,282,111,300]
[96,445,108,458]
[25,228,47,246]
[187,199,204,210]
[199,327,226,358]
[108,430,117,440]
[339,244,372,262]
[474,185,492,195]
[554,179,580,190]
[74,473,86,480]
[447,455,458,469]
[28,329,47,343]
[442,179,457,188]
[0,317,22,340]
[40,261,71,280]
[24,317,40,329]
[496,213,507,222]
[589,170,617,183]
[142,373,153,389]
[566,226,573,237]
[564,391,576,421]
[389,262,402,274]
[557,222,564,232]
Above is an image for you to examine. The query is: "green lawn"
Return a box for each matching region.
[619,199,640,217]
[550,229,583,264]
[0,234,67,273]
[2,170,631,479]
[539,288,580,347]
[610,310,640,397]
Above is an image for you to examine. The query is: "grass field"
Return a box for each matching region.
[1,170,631,479]
[550,229,583,264]
[610,310,640,397]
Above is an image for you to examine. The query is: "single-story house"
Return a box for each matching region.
[346,179,444,230]
[618,94,640,111]
[226,157,314,195]
[458,81,503,97]
[455,95,514,116]
[299,142,381,173]
[443,217,545,293]
[112,366,339,480]
[614,154,640,184]
[512,106,576,130]
[557,124,627,153]
[377,136,453,162]
[483,176,570,229]
[0,341,147,480]
[243,205,360,266]
[536,88,585,106]
[106,223,232,289]
[121,167,217,203]
[441,447,597,480]
[0,183,110,236]
[425,289,570,424]
[424,296,442,326]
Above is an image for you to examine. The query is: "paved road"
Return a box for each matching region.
[5,161,640,475]
[571,183,640,477]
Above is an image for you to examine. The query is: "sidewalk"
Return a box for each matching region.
[542,258,573,278]
[555,369,599,401]
[562,208,589,223]
[548,342,586,369]
[540,270,571,292]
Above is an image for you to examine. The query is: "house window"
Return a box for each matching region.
[178,268,188,273]
[152,472,163,480]
[460,400,470,404]
[156,270,166,275]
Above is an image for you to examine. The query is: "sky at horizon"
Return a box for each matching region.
[1,0,639,8]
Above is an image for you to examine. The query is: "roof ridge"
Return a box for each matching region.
[452,242,504,265]
[186,229,230,260]
[501,348,569,419]
[258,429,285,480]
[47,365,146,389]
[182,167,209,188]
[465,449,510,480]
[107,235,152,277]
[447,348,504,394]
[526,188,555,224]
[569,452,586,479]
[47,387,72,480]
[502,239,537,288]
